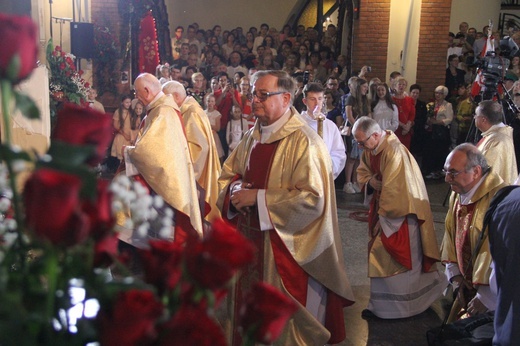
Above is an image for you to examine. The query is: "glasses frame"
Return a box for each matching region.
[249,90,285,102]
[356,133,375,147]
[441,169,465,178]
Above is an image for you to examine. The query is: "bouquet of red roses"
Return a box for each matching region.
[0,12,297,346]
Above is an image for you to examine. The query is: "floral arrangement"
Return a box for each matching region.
[0,12,297,346]
[46,40,90,118]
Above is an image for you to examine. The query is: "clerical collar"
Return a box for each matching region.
[147,91,165,111]
[459,171,489,205]
[260,108,291,143]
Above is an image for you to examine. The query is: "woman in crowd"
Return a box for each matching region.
[510,54,520,79]
[187,72,207,107]
[297,45,310,70]
[257,53,280,70]
[324,89,342,128]
[238,76,253,123]
[282,53,298,75]
[343,77,371,194]
[453,83,475,145]
[222,32,236,59]
[371,83,398,132]
[262,35,278,57]
[245,31,255,52]
[392,76,415,149]
[204,94,225,162]
[423,85,453,179]
[445,54,466,99]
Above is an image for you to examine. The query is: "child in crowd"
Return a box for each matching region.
[110,95,138,171]
[204,94,225,162]
[226,105,249,155]
[131,99,146,133]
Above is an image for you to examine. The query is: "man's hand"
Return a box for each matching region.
[467,296,488,316]
[369,176,382,191]
[451,275,474,308]
[231,183,258,214]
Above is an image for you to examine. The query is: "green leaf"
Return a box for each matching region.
[0,144,32,162]
[14,91,40,120]
[5,54,21,83]
[47,141,96,167]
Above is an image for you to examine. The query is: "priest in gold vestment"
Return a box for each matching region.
[474,100,518,185]
[218,71,354,345]
[124,73,203,240]
[162,81,222,222]
[354,116,446,319]
[442,143,506,320]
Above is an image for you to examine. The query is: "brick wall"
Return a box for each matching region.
[416,0,453,101]
[352,0,452,102]
[352,0,391,81]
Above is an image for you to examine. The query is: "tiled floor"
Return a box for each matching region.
[335,179,452,346]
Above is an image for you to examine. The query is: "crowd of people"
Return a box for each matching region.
[86,19,520,345]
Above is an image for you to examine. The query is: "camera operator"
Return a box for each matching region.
[504,80,520,172]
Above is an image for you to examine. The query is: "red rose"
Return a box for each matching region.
[82,179,114,240]
[93,233,119,267]
[139,240,183,295]
[184,219,255,289]
[157,305,227,346]
[52,104,113,166]
[24,168,90,246]
[0,13,38,83]
[97,289,163,345]
[239,282,298,344]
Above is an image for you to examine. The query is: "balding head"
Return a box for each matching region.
[134,73,162,106]
[162,81,186,106]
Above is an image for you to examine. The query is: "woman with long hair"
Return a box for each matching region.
[392,76,416,149]
[343,77,371,194]
[110,95,139,169]
[371,83,398,132]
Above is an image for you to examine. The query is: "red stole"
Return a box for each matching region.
[368,151,413,270]
[454,201,477,281]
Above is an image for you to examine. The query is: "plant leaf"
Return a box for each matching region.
[13,91,40,119]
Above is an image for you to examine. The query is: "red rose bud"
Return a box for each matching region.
[93,233,119,268]
[158,305,227,346]
[184,219,255,289]
[24,168,90,246]
[0,13,38,83]
[52,104,113,166]
[139,240,184,295]
[239,282,298,344]
[97,289,163,345]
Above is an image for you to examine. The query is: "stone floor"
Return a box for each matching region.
[335,178,452,346]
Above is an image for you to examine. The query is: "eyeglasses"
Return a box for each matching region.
[441,169,465,178]
[249,90,286,102]
[355,133,375,147]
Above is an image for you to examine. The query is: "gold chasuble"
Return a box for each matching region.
[218,108,354,345]
[128,95,203,236]
[357,131,441,277]
[477,125,518,185]
[180,96,222,221]
[442,171,505,285]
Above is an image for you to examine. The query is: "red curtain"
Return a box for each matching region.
[138,11,160,74]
